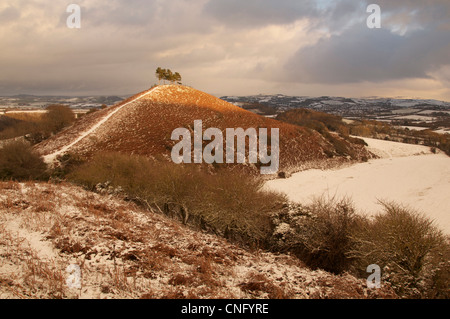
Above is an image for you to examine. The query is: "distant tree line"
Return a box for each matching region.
[156,68,182,85]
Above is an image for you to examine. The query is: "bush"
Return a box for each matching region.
[350,202,449,298]
[44,104,75,134]
[275,109,367,159]
[0,140,48,180]
[51,152,86,178]
[271,197,449,298]
[69,152,285,246]
[189,169,283,244]
[270,197,364,274]
[0,116,45,142]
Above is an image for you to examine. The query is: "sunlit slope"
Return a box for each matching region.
[35,85,370,172]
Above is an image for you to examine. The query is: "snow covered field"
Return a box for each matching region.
[266,138,450,234]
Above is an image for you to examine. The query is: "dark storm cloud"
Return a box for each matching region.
[286,26,450,83]
[285,0,450,84]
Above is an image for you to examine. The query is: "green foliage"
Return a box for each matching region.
[156,67,182,85]
[0,140,48,181]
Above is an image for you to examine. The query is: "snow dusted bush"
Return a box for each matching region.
[270,202,311,247]
[350,202,449,299]
[270,198,364,274]
[270,198,449,298]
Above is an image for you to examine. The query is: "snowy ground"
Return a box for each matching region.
[0,181,395,299]
[266,138,450,235]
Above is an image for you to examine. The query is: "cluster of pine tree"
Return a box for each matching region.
[155,67,182,85]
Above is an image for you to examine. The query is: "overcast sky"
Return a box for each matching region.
[1,0,449,100]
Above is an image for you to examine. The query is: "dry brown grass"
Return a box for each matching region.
[23,252,66,298]
[0,180,20,190]
[3,112,45,123]
[168,273,195,287]
[239,272,290,299]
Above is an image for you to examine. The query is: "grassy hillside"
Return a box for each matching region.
[35,86,372,175]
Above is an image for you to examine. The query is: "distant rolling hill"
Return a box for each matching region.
[35,85,372,174]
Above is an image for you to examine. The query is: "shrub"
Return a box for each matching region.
[44,104,75,134]
[189,169,283,244]
[69,152,285,246]
[350,201,449,298]
[0,140,48,181]
[270,197,365,274]
[271,198,449,298]
[0,117,45,142]
[51,152,86,178]
[275,109,367,159]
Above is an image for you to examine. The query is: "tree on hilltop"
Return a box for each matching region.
[156,67,164,85]
[165,69,174,84]
[173,72,182,85]
[155,68,182,85]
